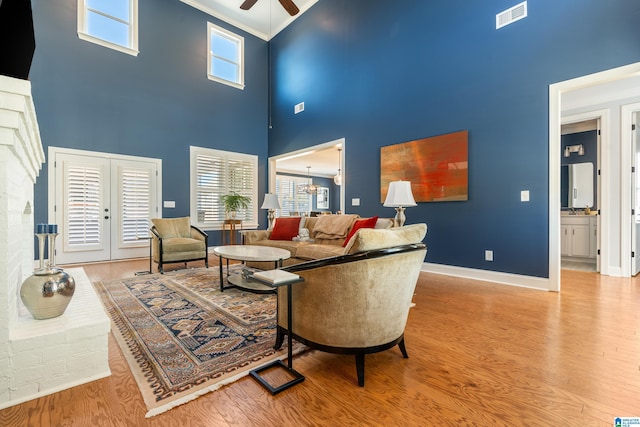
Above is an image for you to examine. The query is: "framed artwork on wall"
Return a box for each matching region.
[380,130,469,202]
[316,187,329,209]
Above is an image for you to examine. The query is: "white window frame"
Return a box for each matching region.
[207,22,245,90]
[190,146,258,230]
[77,0,139,57]
[276,175,312,216]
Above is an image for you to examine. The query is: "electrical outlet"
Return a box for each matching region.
[485,250,494,261]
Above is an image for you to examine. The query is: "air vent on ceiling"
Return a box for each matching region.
[496,1,528,29]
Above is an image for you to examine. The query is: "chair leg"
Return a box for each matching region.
[355,354,365,387]
[159,263,164,274]
[398,337,409,359]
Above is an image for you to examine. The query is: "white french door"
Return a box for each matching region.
[50,148,161,264]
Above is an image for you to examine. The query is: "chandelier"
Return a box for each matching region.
[302,166,318,195]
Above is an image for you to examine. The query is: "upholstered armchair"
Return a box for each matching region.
[275,223,427,386]
[150,217,208,273]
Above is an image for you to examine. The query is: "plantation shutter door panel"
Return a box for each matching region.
[58,153,110,264]
[110,160,157,260]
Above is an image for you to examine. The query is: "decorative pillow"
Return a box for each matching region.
[270,217,302,241]
[342,216,378,247]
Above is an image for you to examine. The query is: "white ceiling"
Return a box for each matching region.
[277,144,342,177]
[180,0,319,40]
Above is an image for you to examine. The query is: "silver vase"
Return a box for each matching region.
[20,270,76,320]
[20,232,75,320]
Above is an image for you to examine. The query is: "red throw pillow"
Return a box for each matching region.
[342,216,378,247]
[269,217,302,241]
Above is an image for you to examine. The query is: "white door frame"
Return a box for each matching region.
[267,138,346,214]
[621,103,640,276]
[549,61,640,291]
[48,146,162,264]
[561,111,605,274]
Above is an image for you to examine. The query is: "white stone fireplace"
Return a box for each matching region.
[0,75,111,409]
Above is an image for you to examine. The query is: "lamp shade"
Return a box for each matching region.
[261,193,281,210]
[383,181,417,207]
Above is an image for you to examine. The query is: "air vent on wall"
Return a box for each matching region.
[496,1,527,29]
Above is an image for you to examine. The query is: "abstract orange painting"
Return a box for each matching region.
[380,130,468,202]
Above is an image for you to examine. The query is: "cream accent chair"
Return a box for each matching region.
[275,223,427,386]
[150,217,208,273]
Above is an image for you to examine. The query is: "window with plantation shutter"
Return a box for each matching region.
[276,175,311,216]
[119,167,151,244]
[64,164,103,249]
[190,146,258,229]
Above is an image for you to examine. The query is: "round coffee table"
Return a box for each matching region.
[213,245,291,293]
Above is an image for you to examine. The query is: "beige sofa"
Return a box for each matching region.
[275,223,428,386]
[241,214,394,269]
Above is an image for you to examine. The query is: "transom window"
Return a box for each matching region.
[207,22,245,90]
[190,146,257,229]
[77,0,139,56]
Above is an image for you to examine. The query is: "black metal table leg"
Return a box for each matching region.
[250,275,305,394]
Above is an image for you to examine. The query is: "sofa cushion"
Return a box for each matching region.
[343,216,378,247]
[161,237,205,254]
[344,223,427,255]
[295,243,346,260]
[251,238,309,257]
[152,217,191,238]
[270,217,301,240]
[374,218,394,229]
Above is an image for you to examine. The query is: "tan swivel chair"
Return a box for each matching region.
[150,217,208,273]
[275,223,427,386]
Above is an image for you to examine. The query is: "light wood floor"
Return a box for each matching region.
[1,259,639,426]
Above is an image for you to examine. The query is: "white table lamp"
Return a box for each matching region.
[383,180,417,227]
[261,193,281,229]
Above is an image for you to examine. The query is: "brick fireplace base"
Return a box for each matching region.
[0,75,111,409]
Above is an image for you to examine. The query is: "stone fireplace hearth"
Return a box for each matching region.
[0,75,111,409]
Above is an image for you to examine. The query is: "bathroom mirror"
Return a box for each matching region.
[561,162,594,209]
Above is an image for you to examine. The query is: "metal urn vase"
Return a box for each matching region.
[20,226,75,320]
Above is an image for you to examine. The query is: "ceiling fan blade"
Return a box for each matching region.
[278,0,300,16]
[240,0,259,10]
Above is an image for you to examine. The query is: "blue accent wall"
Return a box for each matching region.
[29,0,269,244]
[268,0,640,277]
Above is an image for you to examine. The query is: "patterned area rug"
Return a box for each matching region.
[93,266,305,417]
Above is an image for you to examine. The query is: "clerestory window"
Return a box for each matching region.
[207,22,245,90]
[77,0,139,56]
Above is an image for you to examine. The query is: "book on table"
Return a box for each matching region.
[252,269,301,286]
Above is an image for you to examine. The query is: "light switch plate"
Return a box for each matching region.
[520,190,530,202]
[352,198,360,206]
[164,201,176,208]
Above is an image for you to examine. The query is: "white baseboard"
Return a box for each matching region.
[422,262,552,291]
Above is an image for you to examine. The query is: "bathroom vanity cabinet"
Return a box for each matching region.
[561,215,597,259]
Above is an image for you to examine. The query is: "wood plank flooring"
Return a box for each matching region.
[1,259,638,426]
